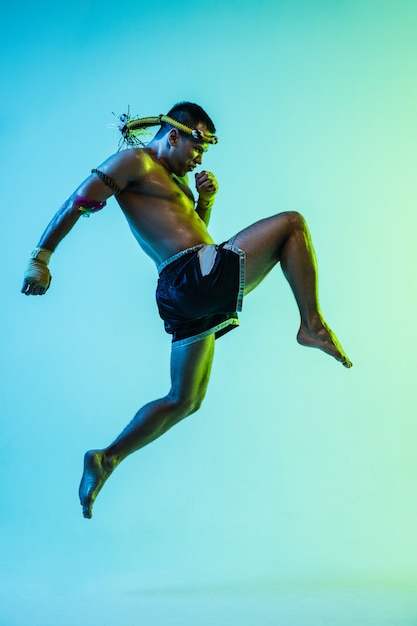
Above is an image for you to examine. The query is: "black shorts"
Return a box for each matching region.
[156,242,246,347]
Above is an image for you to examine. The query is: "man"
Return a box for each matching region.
[21,102,352,519]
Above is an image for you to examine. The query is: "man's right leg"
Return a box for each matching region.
[79,335,215,518]
[230,211,352,367]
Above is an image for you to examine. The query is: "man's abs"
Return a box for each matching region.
[117,194,215,266]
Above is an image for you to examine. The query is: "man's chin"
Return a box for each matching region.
[172,170,187,180]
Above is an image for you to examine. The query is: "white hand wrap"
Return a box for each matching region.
[24,248,53,288]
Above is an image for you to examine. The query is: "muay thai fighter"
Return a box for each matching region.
[21,102,352,518]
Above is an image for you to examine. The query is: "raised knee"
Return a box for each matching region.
[285,210,306,230]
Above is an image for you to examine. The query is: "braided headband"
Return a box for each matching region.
[117,113,218,148]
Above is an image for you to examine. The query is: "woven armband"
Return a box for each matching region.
[91,168,122,195]
[74,195,107,218]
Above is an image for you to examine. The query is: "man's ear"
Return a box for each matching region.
[168,129,179,147]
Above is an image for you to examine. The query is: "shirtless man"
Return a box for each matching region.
[21,102,352,519]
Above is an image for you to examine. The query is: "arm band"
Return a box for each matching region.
[91,168,122,195]
[74,195,107,218]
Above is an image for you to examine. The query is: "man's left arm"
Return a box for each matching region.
[195,170,218,225]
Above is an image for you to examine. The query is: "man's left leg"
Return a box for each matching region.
[79,335,215,518]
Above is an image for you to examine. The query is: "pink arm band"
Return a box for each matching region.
[74,195,107,216]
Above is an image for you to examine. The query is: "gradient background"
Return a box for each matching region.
[2,0,417,624]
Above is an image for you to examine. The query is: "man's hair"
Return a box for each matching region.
[155,102,216,139]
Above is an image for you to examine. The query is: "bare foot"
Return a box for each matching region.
[297,321,352,368]
[78,450,114,519]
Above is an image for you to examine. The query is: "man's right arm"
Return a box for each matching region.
[21,149,142,296]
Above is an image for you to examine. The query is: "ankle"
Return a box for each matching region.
[300,313,324,333]
[102,450,121,472]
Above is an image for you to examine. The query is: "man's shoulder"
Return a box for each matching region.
[113,146,148,163]
[102,147,150,176]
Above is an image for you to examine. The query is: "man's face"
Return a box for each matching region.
[169,123,210,177]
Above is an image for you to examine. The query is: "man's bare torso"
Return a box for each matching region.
[100,147,215,267]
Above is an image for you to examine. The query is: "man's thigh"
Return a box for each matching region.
[231,212,298,293]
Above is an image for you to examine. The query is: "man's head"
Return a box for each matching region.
[148,102,216,177]
[117,104,217,176]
